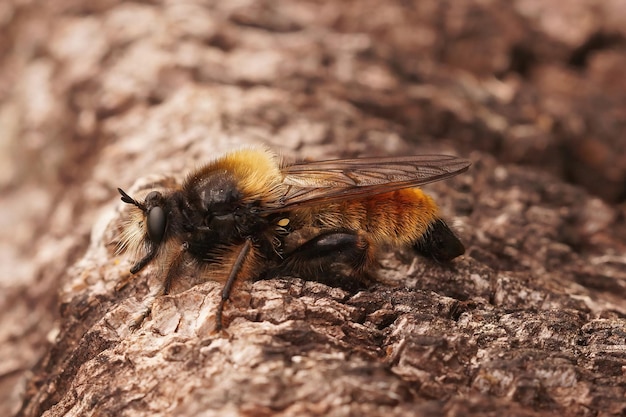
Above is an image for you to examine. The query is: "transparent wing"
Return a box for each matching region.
[261,154,470,212]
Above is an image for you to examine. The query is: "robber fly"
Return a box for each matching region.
[117,147,470,330]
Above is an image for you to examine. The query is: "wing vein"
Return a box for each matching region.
[261,154,470,212]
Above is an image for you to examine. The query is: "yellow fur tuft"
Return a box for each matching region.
[116,206,148,258]
[204,147,283,202]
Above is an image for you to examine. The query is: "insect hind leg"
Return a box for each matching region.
[267,230,375,286]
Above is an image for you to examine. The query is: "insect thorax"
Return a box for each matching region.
[180,171,274,258]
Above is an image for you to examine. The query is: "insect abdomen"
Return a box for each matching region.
[313,188,440,246]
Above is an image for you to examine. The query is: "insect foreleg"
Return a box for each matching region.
[129,242,188,330]
[130,246,158,274]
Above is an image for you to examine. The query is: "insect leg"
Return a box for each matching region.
[130,242,187,330]
[276,230,373,276]
[130,247,158,274]
[215,239,253,331]
[162,242,189,295]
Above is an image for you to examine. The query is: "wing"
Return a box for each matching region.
[261,154,471,212]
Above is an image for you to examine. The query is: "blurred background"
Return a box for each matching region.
[1,0,625,414]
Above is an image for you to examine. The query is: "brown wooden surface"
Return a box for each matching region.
[1,1,626,416]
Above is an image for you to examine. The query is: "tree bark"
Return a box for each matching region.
[2,1,626,416]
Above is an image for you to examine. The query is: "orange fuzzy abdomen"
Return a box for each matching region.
[307,188,440,246]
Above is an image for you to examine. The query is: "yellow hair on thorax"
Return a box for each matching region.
[209,147,283,201]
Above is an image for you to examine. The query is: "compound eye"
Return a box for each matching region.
[146,206,166,244]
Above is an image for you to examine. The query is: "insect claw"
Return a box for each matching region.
[129,307,151,331]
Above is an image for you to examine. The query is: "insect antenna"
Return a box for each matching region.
[118,188,146,211]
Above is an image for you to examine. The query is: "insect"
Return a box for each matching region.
[117,147,470,330]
